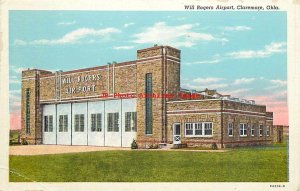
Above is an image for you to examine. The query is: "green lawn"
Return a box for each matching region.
[9,144,288,182]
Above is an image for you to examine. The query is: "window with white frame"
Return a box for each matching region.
[195,123,202,135]
[228,123,233,137]
[59,115,68,132]
[259,125,263,136]
[44,115,53,132]
[91,113,102,132]
[185,122,213,137]
[185,123,193,135]
[239,123,247,137]
[75,114,85,132]
[251,125,255,136]
[125,112,137,132]
[204,123,212,135]
[107,112,119,132]
[266,126,270,136]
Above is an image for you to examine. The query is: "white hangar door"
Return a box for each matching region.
[122,99,137,147]
[57,103,71,145]
[42,104,57,145]
[87,101,105,146]
[105,100,121,147]
[72,102,88,145]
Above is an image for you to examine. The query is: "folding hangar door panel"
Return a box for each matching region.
[105,100,122,147]
[42,104,57,144]
[57,103,72,145]
[72,102,88,145]
[122,99,137,147]
[87,101,105,146]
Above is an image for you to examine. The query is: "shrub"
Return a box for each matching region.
[211,142,218,150]
[131,139,138,149]
[21,138,28,145]
[152,144,159,149]
[148,144,153,149]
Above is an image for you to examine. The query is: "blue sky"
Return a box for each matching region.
[9,11,287,128]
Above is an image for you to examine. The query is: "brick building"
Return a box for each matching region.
[20,45,274,148]
[273,125,289,143]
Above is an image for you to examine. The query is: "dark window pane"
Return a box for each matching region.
[195,123,202,135]
[64,115,68,132]
[97,113,102,131]
[204,123,212,135]
[145,73,152,134]
[25,88,30,134]
[44,116,48,132]
[59,115,63,132]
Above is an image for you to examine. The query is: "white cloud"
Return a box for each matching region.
[10,89,21,95]
[10,66,26,74]
[132,22,227,48]
[270,79,287,86]
[14,39,27,46]
[193,77,224,84]
[265,80,287,90]
[265,42,287,53]
[224,26,252,31]
[9,78,21,84]
[123,22,134,28]
[57,21,76,26]
[183,83,228,90]
[233,78,256,85]
[113,46,134,50]
[182,77,227,91]
[184,59,221,65]
[227,42,286,59]
[223,88,250,97]
[266,79,287,90]
[14,27,121,46]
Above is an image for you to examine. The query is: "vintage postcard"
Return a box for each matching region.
[0,0,299,191]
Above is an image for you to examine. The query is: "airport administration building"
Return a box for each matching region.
[20,45,274,148]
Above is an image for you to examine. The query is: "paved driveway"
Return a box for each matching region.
[9,145,130,156]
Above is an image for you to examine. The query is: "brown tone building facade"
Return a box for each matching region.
[21,45,274,148]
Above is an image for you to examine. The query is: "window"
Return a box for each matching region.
[75,114,85,132]
[185,122,213,137]
[91,113,102,132]
[259,125,263,136]
[25,88,30,134]
[107,113,119,132]
[145,73,152,134]
[228,123,233,137]
[44,115,53,132]
[239,123,247,137]
[266,126,270,136]
[251,125,255,136]
[195,123,202,135]
[125,112,137,132]
[185,123,193,135]
[59,115,68,132]
[204,123,212,135]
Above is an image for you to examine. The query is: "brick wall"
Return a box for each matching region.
[134,46,182,148]
[38,61,137,102]
[167,99,273,148]
[20,45,274,148]
[21,69,52,144]
[273,125,289,143]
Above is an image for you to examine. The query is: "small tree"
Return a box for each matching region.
[131,139,138,149]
